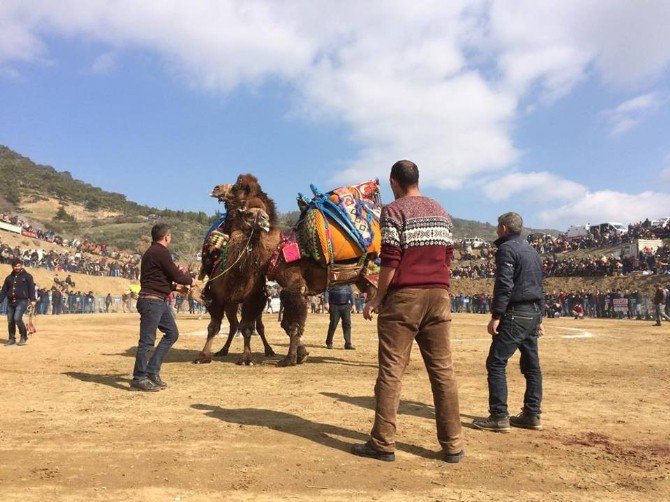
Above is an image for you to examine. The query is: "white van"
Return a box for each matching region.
[462,237,488,249]
[592,222,627,235]
[566,224,590,239]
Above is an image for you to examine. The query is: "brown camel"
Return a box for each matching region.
[203,175,378,367]
[192,175,281,365]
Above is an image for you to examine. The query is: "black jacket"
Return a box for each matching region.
[491,233,544,319]
[325,284,355,305]
[0,269,36,303]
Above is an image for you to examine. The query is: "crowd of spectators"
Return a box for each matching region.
[1,212,140,279]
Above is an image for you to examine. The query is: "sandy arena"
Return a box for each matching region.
[1,311,669,501]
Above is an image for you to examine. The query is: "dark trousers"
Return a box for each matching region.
[486,305,543,417]
[132,299,179,382]
[7,300,29,341]
[326,303,352,345]
[371,288,462,455]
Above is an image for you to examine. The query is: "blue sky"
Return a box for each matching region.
[1,1,670,230]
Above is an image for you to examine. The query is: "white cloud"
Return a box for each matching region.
[90,51,117,75]
[539,190,670,226]
[1,0,670,207]
[482,171,587,202]
[602,93,665,136]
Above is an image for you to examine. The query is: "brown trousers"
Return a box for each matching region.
[370,288,463,454]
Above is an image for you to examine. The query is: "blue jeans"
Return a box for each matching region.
[132,299,179,381]
[486,304,543,417]
[7,300,29,341]
[326,303,352,346]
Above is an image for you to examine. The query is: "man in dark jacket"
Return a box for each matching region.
[473,212,545,432]
[131,223,193,391]
[0,258,37,346]
[324,284,356,349]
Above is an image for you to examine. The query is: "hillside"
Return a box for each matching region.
[0,145,557,256]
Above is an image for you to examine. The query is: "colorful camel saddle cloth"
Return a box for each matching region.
[295,179,382,266]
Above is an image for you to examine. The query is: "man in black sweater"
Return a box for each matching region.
[131,223,193,392]
[473,212,545,432]
[0,258,36,346]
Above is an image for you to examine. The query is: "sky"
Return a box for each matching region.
[1,0,670,230]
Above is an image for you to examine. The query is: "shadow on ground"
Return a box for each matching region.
[63,371,131,391]
[191,403,442,460]
[322,391,480,430]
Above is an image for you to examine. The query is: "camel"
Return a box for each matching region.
[200,175,379,367]
[192,175,281,365]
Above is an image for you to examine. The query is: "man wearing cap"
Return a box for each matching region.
[0,259,37,346]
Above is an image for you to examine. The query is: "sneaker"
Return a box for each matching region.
[130,379,161,392]
[325,343,333,349]
[443,450,465,463]
[344,344,356,350]
[472,415,511,433]
[147,373,167,389]
[5,339,16,346]
[510,412,542,430]
[17,338,27,346]
[351,441,395,462]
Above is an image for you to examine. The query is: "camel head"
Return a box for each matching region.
[235,207,271,233]
[210,183,233,203]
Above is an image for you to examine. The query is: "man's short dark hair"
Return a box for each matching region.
[151,223,171,242]
[498,212,523,234]
[11,258,22,267]
[390,160,419,189]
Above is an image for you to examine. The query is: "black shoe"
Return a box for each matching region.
[510,412,542,430]
[6,339,16,346]
[472,415,511,432]
[147,374,167,389]
[17,338,27,346]
[344,344,356,350]
[325,343,333,349]
[351,441,395,462]
[130,379,161,392]
[443,450,465,463]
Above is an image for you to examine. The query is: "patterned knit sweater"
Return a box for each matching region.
[380,195,454,290]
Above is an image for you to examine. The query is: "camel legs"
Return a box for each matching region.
[194,298,225,364]
[236,290,267,366]
[277,289,308,367]
[214,303,240,357]
[255,315,275,357]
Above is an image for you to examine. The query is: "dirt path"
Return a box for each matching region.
[1,312,668,500]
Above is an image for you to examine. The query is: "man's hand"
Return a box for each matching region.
[174,284,189,294]
[487,318,500,336]
[537,322,545,337]
[363,297,382,321]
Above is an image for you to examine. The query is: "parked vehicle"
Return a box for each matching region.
[566,224,590,239]
[461,237,488,249]
[591,222,627,235]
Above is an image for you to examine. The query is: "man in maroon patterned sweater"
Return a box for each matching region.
[351,160,463,463]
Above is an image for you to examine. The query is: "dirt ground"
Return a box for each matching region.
[1,310,669,501]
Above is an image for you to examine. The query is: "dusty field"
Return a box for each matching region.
[0,311,669,501]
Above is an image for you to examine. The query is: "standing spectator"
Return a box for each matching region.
[653,284,670,326]
[51,287,63,315]
[130,223,193,392]
[351,160,463,463]
[0,258,37,346]
[473,212,545,433]
[324,284,356,350]
[105,293,113,313]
